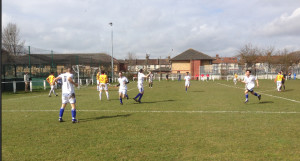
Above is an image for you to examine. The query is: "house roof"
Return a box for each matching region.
[151,67,171,72]
[171,49,214,61]
[125,59,170,65]
[213,56,238,64]
[2,53,118,66]
[289,51,300,62]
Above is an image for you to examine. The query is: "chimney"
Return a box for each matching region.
[216,54,219,58]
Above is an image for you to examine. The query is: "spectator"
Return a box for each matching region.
[201,74,204,81]
[294,73,296,80]
[178,73,181,81]
[206,74,210,81]
[24,72,30,92]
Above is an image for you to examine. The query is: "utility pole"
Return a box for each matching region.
[51,50,53,71]
[28,46,31,77]
[109,22,114,82]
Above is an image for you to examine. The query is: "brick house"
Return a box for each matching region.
[170,49,214,79]
[212,54,239,74]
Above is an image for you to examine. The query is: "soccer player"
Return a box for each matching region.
[274,71,284,92]
[148,71,154,88]
[98,71,109,100]
[133,69,149,103]
[241,70,261,103]
[96,71,100,91]
[54,67,78,123]
[281,71,286,91]
[46,72,58,97]
[233,73,238,85]
[116,72,129,105]
[184,72,191,92]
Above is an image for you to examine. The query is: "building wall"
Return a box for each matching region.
[201,60,211,65]
[192,60,201,78]
[171,60,190,74]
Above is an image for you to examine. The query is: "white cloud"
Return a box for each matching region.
[260,8,300,36]
[3,0,300,58]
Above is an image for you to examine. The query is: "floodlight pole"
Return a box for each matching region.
[28,46,31,77]
[109,22,114,83]
[51,50,53,71]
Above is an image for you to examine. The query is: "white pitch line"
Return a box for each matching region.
[3,85,141,102]
[2,109,300,114]
[4,94,47,101]
[217,83,300,103]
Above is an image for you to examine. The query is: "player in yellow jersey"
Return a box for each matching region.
[98,71,109,100]
[274,71,284,92]
[46,72,58,97]
[96,71,100,91]
[233,73,238,85]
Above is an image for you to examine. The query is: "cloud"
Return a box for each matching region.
[260,8,300,36]
[3,0,300,58]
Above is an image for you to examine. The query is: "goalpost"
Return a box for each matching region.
[72,65,83,89]
[91,67,100,85]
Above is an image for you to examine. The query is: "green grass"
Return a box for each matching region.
[2,80,300,160]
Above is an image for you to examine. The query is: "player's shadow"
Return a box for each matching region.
[139,99,175,104]
[283,89,293,92]
[190,91,204,92]
[259,101,274,104]
[79,114,131,122]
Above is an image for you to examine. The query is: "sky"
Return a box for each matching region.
[2,0,300,59]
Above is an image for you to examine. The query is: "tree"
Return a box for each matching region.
[2,22,25,55]
[237,43,261,74]
[276,49,296,73]
[126,52,137,72]
[262,46,275,74]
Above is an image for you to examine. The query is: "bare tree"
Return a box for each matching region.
[126,52,137,72]
[288,51,300,64]
[237,43,261,74]
[262,46,275,73]
[2,22,25,55]
[276,49,296,73]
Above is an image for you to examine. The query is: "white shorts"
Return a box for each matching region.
[99,83,108,91]
[277,81,282,88]
[234,78,237,81]
[50,85,55,90]
[62,93,76,104]
[185,82,190,87]
[119,89,127,95]
[138,84,144,93]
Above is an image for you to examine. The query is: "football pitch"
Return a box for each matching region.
[2,80,300,160]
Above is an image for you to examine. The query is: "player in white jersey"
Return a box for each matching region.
[133,69,149,103]
[184,72,191,92]
[116,72,129,105]
[148,71,154,88]
[54,67,79,123]
[240,70,261,103]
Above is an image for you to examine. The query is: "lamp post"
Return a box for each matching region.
[109,22,114,83]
